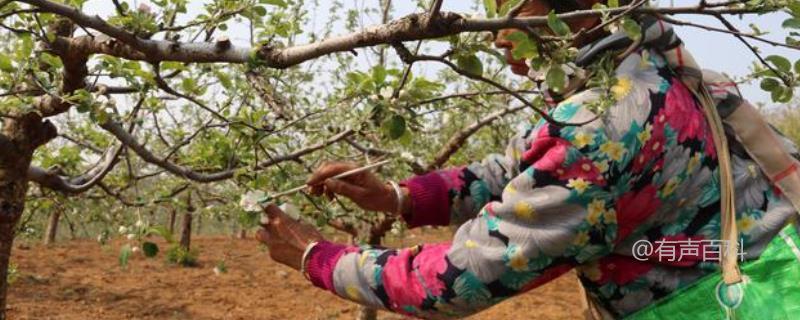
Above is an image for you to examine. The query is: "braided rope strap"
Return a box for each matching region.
[692,85,742,285]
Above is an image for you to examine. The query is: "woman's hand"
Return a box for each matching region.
[256,203,323,271]
[307,161,406,214]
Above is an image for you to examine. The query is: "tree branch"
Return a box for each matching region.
[658,15,799,50]
[101,119,355,183]
[27,139,124,193]
[391,42,586,127]
[426,104,527,171]
[17,0,772,68]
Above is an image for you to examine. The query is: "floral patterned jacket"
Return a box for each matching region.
[303,29,799,319]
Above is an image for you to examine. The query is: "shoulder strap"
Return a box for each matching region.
[692,85,742,285]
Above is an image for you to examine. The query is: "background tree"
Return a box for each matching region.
[1,0,799,319]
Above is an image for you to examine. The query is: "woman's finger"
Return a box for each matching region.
[308,184,324,196]
[324,179,367,200]
[263,203,284,221]
[255,228,270,244]
[307,162,358,186]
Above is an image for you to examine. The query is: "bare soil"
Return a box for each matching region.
[6,228,584,319]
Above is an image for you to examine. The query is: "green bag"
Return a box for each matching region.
[627,225,800,320]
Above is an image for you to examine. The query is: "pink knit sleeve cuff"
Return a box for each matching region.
[306,241,348,292]
[400,172,451,228]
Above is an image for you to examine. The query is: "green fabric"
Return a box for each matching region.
[627,225,800,320]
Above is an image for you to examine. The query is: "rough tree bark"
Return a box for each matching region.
[42,210,60,245]
[0,114,57,319]
[179,212,192,250]
[168,207,177,234]
[195,214,202,236]
[179,195,194,251]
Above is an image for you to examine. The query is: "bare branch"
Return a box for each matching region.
[409,89,539,108]
[27,142,124,193]
[506,0,531,18]
[57,133,103,154]
[712,13,793,87]
[427,0,444,28]
[344,137,426,174]
[426,104,526,171]
[27,96,145,193]
[658,15,799,50]
[101,119,355,183]
[391,42,590,127]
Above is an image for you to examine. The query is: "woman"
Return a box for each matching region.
[256,1,799,318]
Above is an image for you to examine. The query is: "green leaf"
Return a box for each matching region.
[608,0,620,8]
[765,55,792,73]
[546,65,567,93]
[456,54,484,77]
[505,31,538,60]
[372,66,387,84]
[499,0,522,16]
[784,18,800,29]
[483,0,497,18]
[148,226,175,243]
[119,244,132,268]
[142,242,159,258]
[383,115,406,140]
[547,11,571,37]
[790,2,800,17]
[760,78,780,92]
[771,85,794,103]
[253,6,267,17]
[795,59,800,74]
[621,18,642,41]
[261,0,287,8]
[0,55,13,72]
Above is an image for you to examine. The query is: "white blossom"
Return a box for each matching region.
[118,226,128,234]
[400,151,417,162]
[127,233,136,240]
[240,190,268,212]
[380,86,394,99]
[134,220,144,228]
[132,246,140,253]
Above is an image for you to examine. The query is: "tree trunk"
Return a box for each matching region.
[195,213,202,236]
[180,194,195,250]
[179,212,192,250]
[42,210,60,245]
[168,208,177,234]
[0,114,52,320]
[0,222,18,320]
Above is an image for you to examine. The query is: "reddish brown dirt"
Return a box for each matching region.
[6,229,584,319]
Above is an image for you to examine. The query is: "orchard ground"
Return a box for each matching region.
[6,228,584,319]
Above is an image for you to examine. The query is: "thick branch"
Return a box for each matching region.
[17,0,771,68]
[27,142,123,193]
